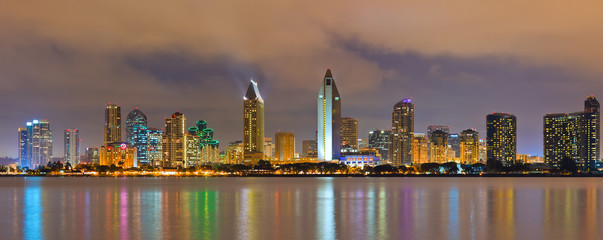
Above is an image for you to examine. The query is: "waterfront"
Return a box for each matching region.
[1,177,603,240]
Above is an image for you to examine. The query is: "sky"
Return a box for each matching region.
[1,0,602,158]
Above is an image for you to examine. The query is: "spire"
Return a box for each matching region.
[324,69,333,78]
[244,79,263,102]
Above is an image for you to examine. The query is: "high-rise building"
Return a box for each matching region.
[358,139,368,148]
[275,132,295,161]
[429,130,448,163]
[543,96,600,171]
[20,119,53,169]
[163,112,186,167]
[486,113,517,166]
[448,133,460,158]
[460,129,479,164]
[64,129,80,165]
[85,147,99,163]
[368,129,390,161]
[341,117,359,153]
[427,125,450,139]
[146,128,163,167]
[317,69,342,161]
[125,108,148,164]
[412,133,429,164]
[479,139,487,162]
[18,128,28,167]
[390,98,414,165]
[302,140,318,158]
[104,103,122,145]
[243,80,265,160]
[185,133,201,166]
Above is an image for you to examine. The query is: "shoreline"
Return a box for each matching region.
[0,173,600,178]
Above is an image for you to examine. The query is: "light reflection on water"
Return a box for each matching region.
[1,177,603,240]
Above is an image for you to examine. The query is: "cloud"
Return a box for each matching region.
[0,0,602,157]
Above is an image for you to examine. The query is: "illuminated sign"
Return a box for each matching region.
[120,143,127,150]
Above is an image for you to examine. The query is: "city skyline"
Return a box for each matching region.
[3,80,602,159]
[3,1,603,158]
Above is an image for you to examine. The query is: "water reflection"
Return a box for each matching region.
[2,177,603,240]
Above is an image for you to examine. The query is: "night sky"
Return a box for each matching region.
[1,0,602,158]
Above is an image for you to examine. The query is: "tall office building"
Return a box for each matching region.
[317,69,342,161]
[448,133,460,158]
[412,133,429,164]
[368,130,390,161]
[275,132,295,161]
[147,128,163,167]
[185,133,201,166]
[486,113,517,166]
[104,103,122,145]
[18,128,28,167]
[125,108,149,163]
[544,96,600,171]
[341,117,359,153]
[389,98,414,165]
[243,80,265,160]
[64,129,80,165]
[460,129,479,164]
[226,141,244,164]
[429,130,448,163]
[264,137,274,160]
[163,112,186,167]
[20,119,53,169]
[302,140,318,158]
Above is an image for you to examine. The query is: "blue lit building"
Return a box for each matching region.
[126,109,149,165]
[19,119,53,169]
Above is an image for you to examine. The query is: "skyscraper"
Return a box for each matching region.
[146,128,163,166]
[412,133,429,164]
[21,119,53,169]
[317,69,342,161]
[104,103,122,145]
[18,128,27,167]
[460,129,479,164]
[429,130,448,163]
[389,98,414,165]
[85,147,99,163]
[486,113,517,166]
[243,80,265,160]
[341,117,359,154]
[275,132,295,161]
[125,108,149,164]
[64,129,80,165]
[368,129,390,161]
[163,112,186,167]
[544,96,600,171]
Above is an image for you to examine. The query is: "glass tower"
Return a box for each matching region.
[317,69,341,161]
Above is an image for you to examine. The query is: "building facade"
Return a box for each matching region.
[21,119,53,169]
[390,98,414,165]
[275,132,295,161]
[302,140,318,159]
[544,96,600,171]
[368,129,390,161]
[163,112,186,167]
[104,103,122,145]
[429,130,448,163]
[243,80,265,160]
[412,133,429,164]
[460,129,479,164]
[64,129,80,165]
[317,69,341,161]
[125,108,148,164]
[341,117,359,154]
[487,113,517,166]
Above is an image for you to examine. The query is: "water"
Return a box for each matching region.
[0,177,602,240]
